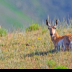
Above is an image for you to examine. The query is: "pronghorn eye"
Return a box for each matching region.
[53,27,56,29]
[54,28,56,29]
[48,28,50,29]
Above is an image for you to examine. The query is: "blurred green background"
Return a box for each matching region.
[0,0,72,31]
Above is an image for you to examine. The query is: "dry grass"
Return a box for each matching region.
[0,26,72,69]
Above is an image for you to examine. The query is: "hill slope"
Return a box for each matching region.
[0,0,72,30]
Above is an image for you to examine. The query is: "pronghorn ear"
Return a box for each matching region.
[54,20,58,27]
[46,20,51,27]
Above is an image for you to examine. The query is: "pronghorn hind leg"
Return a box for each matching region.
[66,46,69,51]
[63,36,70,51]
[64,43,69,51]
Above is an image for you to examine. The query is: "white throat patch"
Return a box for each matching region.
[52,30,55,37]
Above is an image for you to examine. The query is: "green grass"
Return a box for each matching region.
[54,65,68,69]
[45,60,56,69]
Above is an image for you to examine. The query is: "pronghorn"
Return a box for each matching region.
[46,20,72,51]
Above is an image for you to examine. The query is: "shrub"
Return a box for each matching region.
[25,24,40,31]
[54,65,68,69]
[0,28,7,37]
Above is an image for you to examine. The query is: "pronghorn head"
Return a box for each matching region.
[46,20,58,37]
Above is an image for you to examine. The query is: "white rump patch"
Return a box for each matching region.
[70,41,72,44]
[69,41,72,49]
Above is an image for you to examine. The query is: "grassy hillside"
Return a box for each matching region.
[0,23,72,69]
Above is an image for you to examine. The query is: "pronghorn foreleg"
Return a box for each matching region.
[57,39,65,51]
[57,44,64,51]
[57,41,67,52]
[58,45,60,51]
[54,45,60,52]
